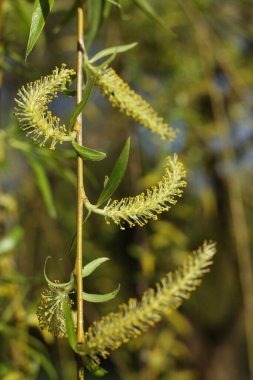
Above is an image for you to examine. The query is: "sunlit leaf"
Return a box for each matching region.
[43,256,74,288]
[25,0,54,60]
[90,42,138,63]
[0,226,23,255]
[96,138,130,206]
[72,142,106,161]
[96,51,117,69]
[82,257,110,278]
[83,284,120,303]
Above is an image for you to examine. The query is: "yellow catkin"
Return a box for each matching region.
[14,64,76,149]
[37,283,73,338]
[83,242,216,363]
[95,67,177,141]
[104,154,186,229]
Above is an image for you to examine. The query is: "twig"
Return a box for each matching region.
[74,0,85,378]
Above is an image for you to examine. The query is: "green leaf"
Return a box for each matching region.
[63,298,77,352]
[96,138,130,206]
[67,76,96,131]
[82,257,110,278]
[25,0,54,60]
[83,284,120,303]
[86,0,103,48]
[27,156,57,218]
[103,0,112,18]
[43,256,74,288]
[72,142,106,161]
[133,0,165,27]
[103,0,122,18]
[0,226,23,255]
[82,357,108,377]
[90,42,138,63]
[96,51,117,70]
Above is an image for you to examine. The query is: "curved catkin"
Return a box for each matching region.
[14,65,77,150]
[103,154,186,229]
[84,242,216,363]
[95,67,177,141]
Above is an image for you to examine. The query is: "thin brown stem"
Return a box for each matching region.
[74,0,85,367]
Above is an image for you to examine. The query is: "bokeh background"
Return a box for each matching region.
[1,0,253,379]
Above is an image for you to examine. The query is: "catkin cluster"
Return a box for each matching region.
[95,67,177,141]
[14,65,76,149]
[83,242,216,363]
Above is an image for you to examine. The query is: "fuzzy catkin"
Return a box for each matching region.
[37,283,73,338]
[103,154,186,229]
[14,65,76,149]
[95,67,177,141]
[83,241,216,363]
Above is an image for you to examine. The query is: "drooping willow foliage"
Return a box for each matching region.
[11,0,219,378]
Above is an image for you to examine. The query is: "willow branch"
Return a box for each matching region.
[74,0,85,349]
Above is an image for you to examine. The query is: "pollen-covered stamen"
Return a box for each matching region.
[94,67,177,141]
[14,64,77,150]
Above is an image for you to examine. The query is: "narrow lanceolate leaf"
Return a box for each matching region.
[0,226,23,255]
[83,284,120,303]
[82,257,110,278]
[67,76,96,131]
[26,0,54,60]
[86,0,103,48]
[72,142,106,161]
[83,241,216,363]
[90,42,138,63]
[133,0,165,27]
[96,138,130,206]
[28,156,57,218]
[63,298,77,352]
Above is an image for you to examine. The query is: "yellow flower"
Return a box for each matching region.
[37,283,73,338]
[14,65,76,149]
[104,155,186,229]
[83,242,216,363]
[95,67,177,141]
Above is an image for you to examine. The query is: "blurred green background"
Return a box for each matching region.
[1,0,253,379]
